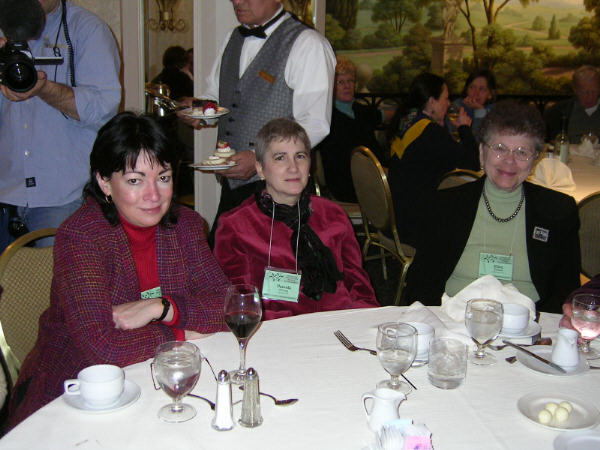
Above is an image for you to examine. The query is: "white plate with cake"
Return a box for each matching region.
[191,141,237,171]
[181,99,229,119]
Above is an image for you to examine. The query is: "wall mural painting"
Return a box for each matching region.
[322,0,599,96]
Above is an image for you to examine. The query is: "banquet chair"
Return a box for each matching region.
[578,191,600,279]
[0,228,56,387]
[437,168,481,190]
[351,146,415,306]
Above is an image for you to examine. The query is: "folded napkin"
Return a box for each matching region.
[529,158,576,193]
[571,141,596,158]
[441,275,536,322]
[399,301,470,344]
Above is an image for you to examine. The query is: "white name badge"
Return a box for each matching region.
[262,266,301,303]
[479,252,513,281]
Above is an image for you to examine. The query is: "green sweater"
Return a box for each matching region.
[445,178,540,301]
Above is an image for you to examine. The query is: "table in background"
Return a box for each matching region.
[1,306,598,450]
[567,154,600,202]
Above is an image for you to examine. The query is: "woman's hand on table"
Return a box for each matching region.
[112,298,173,330]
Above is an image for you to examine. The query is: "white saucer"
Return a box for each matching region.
[517,346,589,376]
[189,162,237,171]
[63,380,141,414]
[554,430,600,449]
[518,392,600,431]
[180,106,229,119]
[499,321,541,338]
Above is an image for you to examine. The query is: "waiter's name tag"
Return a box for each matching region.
[478,252,513,281]
[262,266,301,302]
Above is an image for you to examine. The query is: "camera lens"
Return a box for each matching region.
[6,61,37,92]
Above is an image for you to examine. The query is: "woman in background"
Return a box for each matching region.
[451,69,496,135]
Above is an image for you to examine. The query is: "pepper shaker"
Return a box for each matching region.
[239,367,263,428]
[211,370,234,431]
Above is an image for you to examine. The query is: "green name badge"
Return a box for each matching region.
[262,267,301,303]
[141,286,162,299]
[478,252,513,281]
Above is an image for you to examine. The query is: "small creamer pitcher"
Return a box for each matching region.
[361,388,405,433]
[551,328,580,370]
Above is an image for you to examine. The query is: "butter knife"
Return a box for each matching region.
[501,340,567,374]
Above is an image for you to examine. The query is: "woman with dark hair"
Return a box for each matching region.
[214,118,378,320]
[405,100,580,313]
[8,112,229,428]
[452,69,497,134]
[152,45,194,100]
[388,72,479,246]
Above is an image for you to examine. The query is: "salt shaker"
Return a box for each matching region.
[211,370,234,431]
[239,367,263,428]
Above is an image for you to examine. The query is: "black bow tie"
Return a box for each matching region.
[237,9,286,39]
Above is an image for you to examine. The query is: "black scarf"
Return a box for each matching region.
[256,190,343,300]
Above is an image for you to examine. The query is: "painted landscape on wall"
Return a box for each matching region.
[319,0,600,96]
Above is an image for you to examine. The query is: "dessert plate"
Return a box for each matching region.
[499,321,541,338]
[554,430,600,449]
[189,162,237,171]
[518,392,600,431]
[62,380,141,414]
[517,346,589,376]
[180,107,229,119]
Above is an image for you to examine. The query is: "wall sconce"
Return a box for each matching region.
[148,0,185,32]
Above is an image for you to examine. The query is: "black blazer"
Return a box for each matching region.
[405,178,581,313]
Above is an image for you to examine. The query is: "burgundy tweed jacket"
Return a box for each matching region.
[8,199,230,427]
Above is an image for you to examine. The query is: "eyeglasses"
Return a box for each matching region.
[485,143,537,161]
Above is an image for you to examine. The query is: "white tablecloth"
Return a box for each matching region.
[567,154,600,202]
[1,306,598,450]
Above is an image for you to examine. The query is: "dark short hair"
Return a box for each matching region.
[407,72,446,111]
[461,69,497,103]
[255,118,311,163]
[477,100,546,152]
[84,112,179,226]
[162,46,187,69]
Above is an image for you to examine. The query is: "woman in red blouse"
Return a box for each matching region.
[214,118,378,320]
[8,112,230,428]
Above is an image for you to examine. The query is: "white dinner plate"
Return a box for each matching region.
[62,380,141,414]
[499,321,541,338]
[189,162,237,171]
[517,346,589,376]
[554,430,600,449]
[518,392,600,431]
[180,106,229,119]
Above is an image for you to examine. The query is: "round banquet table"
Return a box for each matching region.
[1,306,599,450]
[567,154,600,202]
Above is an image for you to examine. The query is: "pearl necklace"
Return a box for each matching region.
[482,188,525,223]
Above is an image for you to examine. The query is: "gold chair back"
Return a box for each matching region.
[0,228,56,386]
[578,191,600,279]
[438,169,482,190]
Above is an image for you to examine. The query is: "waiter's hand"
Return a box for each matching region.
[221,150,257,180]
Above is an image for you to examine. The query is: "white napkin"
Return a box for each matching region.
[529,158,576,193]
[440,275,536,322]
[399,301,470,343]
[571,141,596,158]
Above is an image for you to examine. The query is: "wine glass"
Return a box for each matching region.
[571,294,600,360]
[153,341,202,422]
[447,104,460,141]
[376,322,417,394]
[224,284,262,385]
[465,299,503,365]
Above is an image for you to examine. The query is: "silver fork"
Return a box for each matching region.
[334,330,377,355]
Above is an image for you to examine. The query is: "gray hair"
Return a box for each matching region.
[255,118,311,163]
[477,100,546,153]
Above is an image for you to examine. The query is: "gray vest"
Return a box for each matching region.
[219,16,307,189]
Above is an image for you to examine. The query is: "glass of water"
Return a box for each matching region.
[153,341,202,422]
[465,299,503,365]
[376,322,417,394]
[428,338,468,389]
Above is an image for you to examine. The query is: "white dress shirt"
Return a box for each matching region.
[204,9,335,148]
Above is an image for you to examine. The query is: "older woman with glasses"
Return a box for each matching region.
[405,100,581,313]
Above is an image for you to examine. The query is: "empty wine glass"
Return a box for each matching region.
[465,299,503,365]
[572,294,600,360]
[224,284,262,385]
[153,341,202,422]
[376,322,417,394]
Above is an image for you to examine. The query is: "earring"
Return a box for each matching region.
[105,195,112,204]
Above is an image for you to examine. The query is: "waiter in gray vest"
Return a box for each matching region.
[182,0,335,239]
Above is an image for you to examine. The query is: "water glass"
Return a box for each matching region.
[376,322,417,394]
[465,299,503,365]
[572,293,600,360]
[428,338,468,389]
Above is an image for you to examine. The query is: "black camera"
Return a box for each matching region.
[0,40,63,93]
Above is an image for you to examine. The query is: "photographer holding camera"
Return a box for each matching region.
[0,0,121,251]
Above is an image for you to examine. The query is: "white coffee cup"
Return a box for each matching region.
[501,303,530,335]
[405,322,435,366]
[64,364,124,408]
